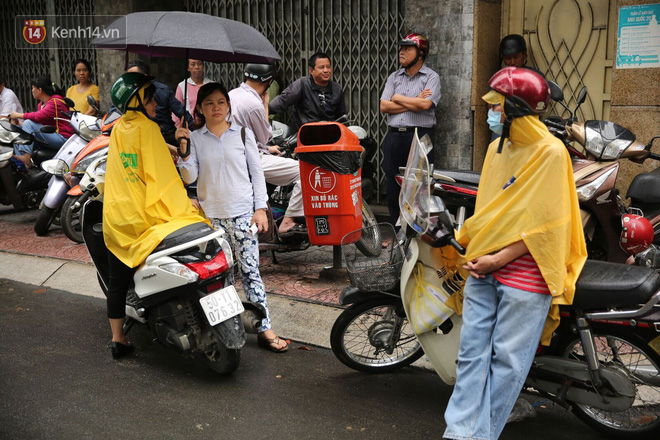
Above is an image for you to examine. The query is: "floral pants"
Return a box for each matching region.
[211,214,271,332]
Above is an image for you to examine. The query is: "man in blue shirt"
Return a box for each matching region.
[380,33,441,226]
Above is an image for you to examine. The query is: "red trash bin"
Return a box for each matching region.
[295,122,363,245]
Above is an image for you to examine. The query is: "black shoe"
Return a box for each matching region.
[110,341,134,359]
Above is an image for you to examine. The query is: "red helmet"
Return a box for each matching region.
[620,213,654,255]
[488,66,549,116]
[399,33,429,58]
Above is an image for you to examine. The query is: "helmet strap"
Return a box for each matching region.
[403,48,422,69]
[125,92,149,117]
[497,114,514,154]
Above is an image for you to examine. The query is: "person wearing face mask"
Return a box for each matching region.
[103,72,206,359]
[442,67,586,440]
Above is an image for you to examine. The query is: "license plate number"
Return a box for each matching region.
[199,285,244,326]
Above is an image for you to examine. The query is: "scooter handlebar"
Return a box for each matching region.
[449,238,465,255]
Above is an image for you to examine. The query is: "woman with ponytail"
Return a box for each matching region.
[9,76,73,167]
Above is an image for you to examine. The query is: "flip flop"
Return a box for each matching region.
[278,223,307,238]
[257,336,289,353]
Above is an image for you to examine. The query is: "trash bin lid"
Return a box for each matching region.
[295,122,362,153]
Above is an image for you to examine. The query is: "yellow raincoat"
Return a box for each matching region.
[456,91,587,345]
[103,87,207,268]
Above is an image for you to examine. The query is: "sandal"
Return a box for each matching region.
[257,335,289,353]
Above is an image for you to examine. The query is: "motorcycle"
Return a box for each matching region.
[77,156,265,374]
[0,120,56,210]
[258,118,380,261]
[331,132,660,438]
[34,96,104,235]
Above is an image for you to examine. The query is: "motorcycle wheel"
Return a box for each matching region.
[330,297,423,373]
[61,195,84,243]
[206,345,241,375]
[557,330,660,438]
[34,206,56,236]
[354,202,382,257]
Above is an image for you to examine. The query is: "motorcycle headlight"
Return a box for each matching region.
[585,125,634,160]
[40,158,70,176]
[0,150,12,162]
[576,167,615,201]
[0,129,18,144]
[78,121,102,142]
[73,147,108,174]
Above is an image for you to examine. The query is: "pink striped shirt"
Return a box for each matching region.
[493,254,550,295]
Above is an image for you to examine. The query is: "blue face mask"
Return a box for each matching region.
[487,108,504,135]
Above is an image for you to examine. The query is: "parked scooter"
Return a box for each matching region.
[77,157,265,374]
[34,96,104,235]
[332,133,660,438]
[0,120,56,210]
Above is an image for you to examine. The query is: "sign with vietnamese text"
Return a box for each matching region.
[616,4,660,68]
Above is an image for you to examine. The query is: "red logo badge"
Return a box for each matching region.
[23,20,46,45]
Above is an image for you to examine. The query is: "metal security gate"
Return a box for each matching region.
[0,0,98,112]
[184,0,405,200]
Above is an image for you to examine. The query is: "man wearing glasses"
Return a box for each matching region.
[269,52,346,131]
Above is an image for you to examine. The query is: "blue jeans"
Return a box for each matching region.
[211,214,271,332]
[14,119,67,156]
[443,275,552,440]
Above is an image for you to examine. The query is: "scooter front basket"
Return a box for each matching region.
[341,223,403,292]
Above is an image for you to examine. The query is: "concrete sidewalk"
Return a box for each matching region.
[0,207,353,348]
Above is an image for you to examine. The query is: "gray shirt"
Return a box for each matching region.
[380,64,441,128]
[178,123,268,219]
[229,83,272,153]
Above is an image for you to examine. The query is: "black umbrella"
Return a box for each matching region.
[91,11,280,113]
[91,11,280,63]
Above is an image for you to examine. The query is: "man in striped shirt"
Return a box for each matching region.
[380,32,441,226]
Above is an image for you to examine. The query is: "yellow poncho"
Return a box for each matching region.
[103,91,207,268]
[457,94,587,345]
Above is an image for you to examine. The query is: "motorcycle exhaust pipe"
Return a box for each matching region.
[241,310,262,334]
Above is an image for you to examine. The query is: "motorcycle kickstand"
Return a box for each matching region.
[122,318,135,336]
[271,250,279,264]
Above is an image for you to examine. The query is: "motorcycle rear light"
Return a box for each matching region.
[184,250,229,280]
[395,175,403,187]
[205,279,224,293]
[438,183,477,196]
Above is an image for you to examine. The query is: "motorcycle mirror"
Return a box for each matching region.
[86,94,100,113]
[64,97,76,109]
[576,86,588,106]
[548,81,564,102]
[40,126,56,134]
[646,135,660,151]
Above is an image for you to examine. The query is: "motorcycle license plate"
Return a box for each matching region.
[199,285,244,326]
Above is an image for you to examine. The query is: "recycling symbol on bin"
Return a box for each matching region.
[309,166,337,194]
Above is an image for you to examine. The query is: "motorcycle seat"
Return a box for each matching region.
[434,169,481,186]
[566,260,660,310]
[626,168,660,205]
[153,222,215,253]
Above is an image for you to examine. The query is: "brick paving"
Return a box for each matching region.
[0,210,346,307]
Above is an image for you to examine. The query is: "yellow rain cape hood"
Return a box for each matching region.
[456,93,587,345]
[103,105,207,268]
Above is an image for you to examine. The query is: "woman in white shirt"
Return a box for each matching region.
[176,82,288,353]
